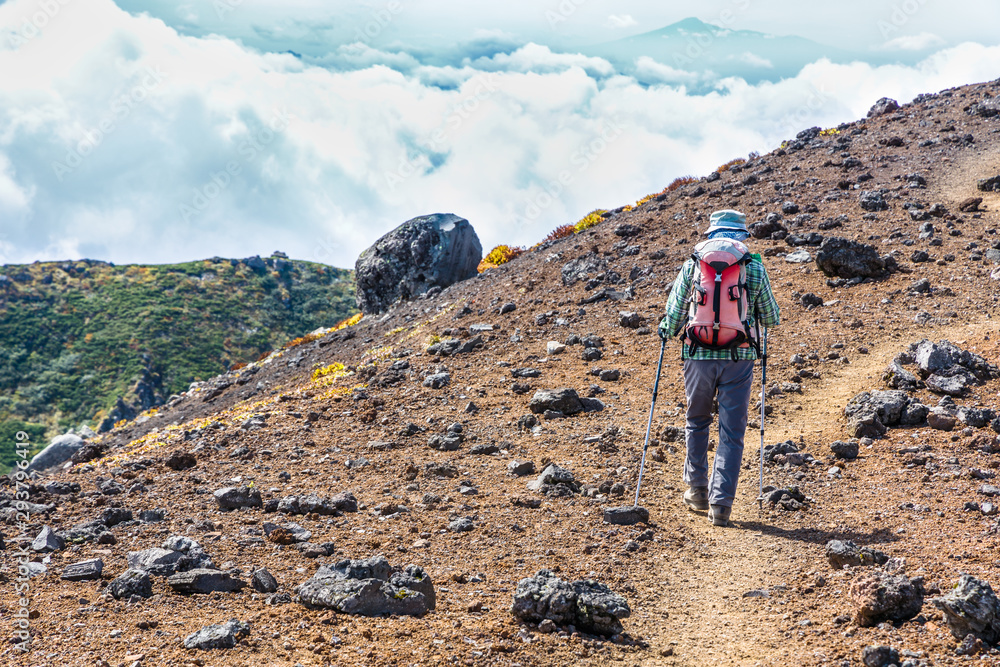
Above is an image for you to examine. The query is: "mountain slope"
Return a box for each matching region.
[0,253,355,464]
[7,77,1000,666]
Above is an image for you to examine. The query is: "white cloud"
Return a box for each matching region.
[734,52,774,69]
[1,0,999,270]
[607,14,638,29]
[879,32,947,51]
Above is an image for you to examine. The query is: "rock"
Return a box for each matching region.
[912,339,999,379]
[815,237,885,279]
[28,433,84,471]
[128,536,212,576]
[183,619,251,650]
[967,96,1000,118]
[422,372,450,389]
[858,190,889,212]
[276,493,344,516]
[213,486,262,511]
[508,460,535,476]
[850,569,924,627]
[61,558,104,581]
[960,197,984,213]
[978,176,1000,193]
[251,568,279,594]
[868,97,900,117]
[614,224,641,237]
[618,312,643,329]
[510,570,630,636]
[164,450,196,470]
[844,390,908,438]
[31,526,65,552]
[979,484,1000,497]
[427,431,463,451]
[500,302,516,314]
[296,554,435,617]
[900,402,929,426]
[107,568,153,600]
[98,479,125,495]
[749,215,787,240]
[785,249,812,264]
[830,441,859,460]
[800,293,823,308]
[448,518,475,533]
[546,341,565,355]
[527,463,579,495]
[598,369,620,382]
[927,409,958,431]
[603,506,649,525]
[959,407,995,429]
[562,253,608,286]
[263,522,311,544]
[354,213,482,314]
[469,443,499,455]
[529,389,584,415]
[883,357,921,391]
[825,540,888,569]
[933,574,1000,642]
[926,373,970,397]
[100,507,133,527]
[862,645,900,667]
[167,569,246,594]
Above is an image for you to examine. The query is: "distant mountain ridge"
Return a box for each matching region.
[0,253,355,465]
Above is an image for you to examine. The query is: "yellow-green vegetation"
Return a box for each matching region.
[311,362,349,382]
[477,245,525,273]
[820,128,841,136]
[716,157,747,172]
[0,255,356,468]
[573,209,607,233]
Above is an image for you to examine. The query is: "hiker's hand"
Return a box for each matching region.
[658,319,670,341]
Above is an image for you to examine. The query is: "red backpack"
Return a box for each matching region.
[684,238,759,359]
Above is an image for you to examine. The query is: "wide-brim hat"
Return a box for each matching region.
[705,209,747,235]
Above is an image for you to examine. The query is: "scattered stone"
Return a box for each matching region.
[422,372,450,389]
[251,568,279,594]
[546,341,565,355]
[61,558,104,581]
[510,570,630,636]
[500,302,516,314]
[861,645,900,667]
[213,486,262,511]
[868,97,900,117]
[928,409,958,431]
[978,176,1000,193]
[825,540,888,569]
[28,433,84,471]
[168,569,246,594]
[844,390,909,438]
[933,574,1000,642]
[449,518,475,533]
[850,569,924,627]
[108,568,153,600]
[830,441,860,460]
[785,249,812,264]
[164,450,197,470]
[960,197,984,213]
[183,619,251,650]
[527,463,580,496]
[618,312,643,329]
[859,190,889,212]
[603,506,649,525]
[355,213,482,314]
[32,526,65,552]
[296,555,435,617]
[529,389,584,415]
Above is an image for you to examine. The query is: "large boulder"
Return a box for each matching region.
[849,569,924,627]
[815,237,886,279]
[868,97,900,117]
[28,433,84,472]
[510,570,630,636]
[844,390,909,438]
[355,214,482,314]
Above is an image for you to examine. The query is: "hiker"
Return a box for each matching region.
[658,209,780,526]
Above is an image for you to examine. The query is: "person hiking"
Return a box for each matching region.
[658,209,780,527]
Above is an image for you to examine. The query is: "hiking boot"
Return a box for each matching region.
[709,504,732,527]
[682,486,709,511]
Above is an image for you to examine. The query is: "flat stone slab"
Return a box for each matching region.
[167,568,246,594]
[61,558,104,581]
[603,506,650,525]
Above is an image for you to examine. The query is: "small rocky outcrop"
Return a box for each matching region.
[183,619,251,650]
[849,569,924,627]
[868,97,900,117]
[213,486,262,511]
[296,555,435,617]
[510,570,631,636]
[527,464,580,497]
[167,569,246,594]
[28,433,84,472]
[107,568,153,600]
[127,536,213,577]
[355,213,482,314]
[528,388,603,416]
[844,390,926,438]
[825,540,888,569]
[815,237,886,279]
[933,574,1000,643]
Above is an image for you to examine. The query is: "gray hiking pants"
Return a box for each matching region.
[682,358,755,508]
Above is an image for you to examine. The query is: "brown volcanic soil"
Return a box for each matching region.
[5,78,1000,667]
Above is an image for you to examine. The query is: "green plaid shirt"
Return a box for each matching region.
[659,254,780,361]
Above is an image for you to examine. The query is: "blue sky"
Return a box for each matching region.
[1,0,999,268]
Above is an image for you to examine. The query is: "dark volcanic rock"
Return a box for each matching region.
[825,540,888,569]
[868,97,900,117]
[31,526,65,552]
[108,568,153,599]
[829,441,860,460]
[167,568,246,594]
[354,213,482,314]
[844,390,908,438]
[213,486,262,511]
[862,645,900,667]
[849,569,924,627]
[296,554,435,617]
[28,433,84,471]
[561,253,608,286]
[510,570,631,636]
[815,237,885,279]
[61,558,104,581]
[603,506,649,525]
[859,190,889,212]
[933,574,1000,642]
[529,389,584,415]
[979,176,1000,193]
[183,619,251,650]
[251,568,279,593]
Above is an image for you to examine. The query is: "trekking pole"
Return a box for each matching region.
[634,336,667,508]
[757,327,769,513]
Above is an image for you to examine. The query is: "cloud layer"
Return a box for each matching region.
[1,0,999,268]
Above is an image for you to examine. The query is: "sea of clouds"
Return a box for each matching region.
[1,0,999,268]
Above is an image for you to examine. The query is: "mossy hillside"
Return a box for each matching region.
[0,256,356,448]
